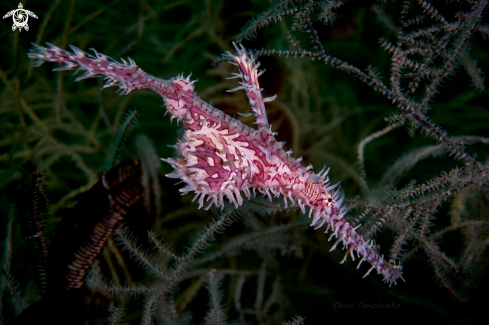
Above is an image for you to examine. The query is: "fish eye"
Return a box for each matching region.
[327,198,332,202]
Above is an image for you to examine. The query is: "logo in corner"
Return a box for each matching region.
[3,3,38,32]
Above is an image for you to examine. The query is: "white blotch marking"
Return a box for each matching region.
[185,154,198,167]
[207,156,215,166]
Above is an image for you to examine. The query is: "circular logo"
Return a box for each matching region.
[14,9,28,28]
[2,3,38,32]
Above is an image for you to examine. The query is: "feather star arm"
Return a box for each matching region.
[28,42,403,286]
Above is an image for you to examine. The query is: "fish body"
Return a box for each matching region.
[28,42,403,285]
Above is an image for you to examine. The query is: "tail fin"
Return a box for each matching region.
[28,43,150,95]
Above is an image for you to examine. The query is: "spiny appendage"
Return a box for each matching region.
[27,42,156,95]
[294,167,403,286]
[325,218,403,286]
[163,158,249,211]
[162,120,256,211]
[171,73,198,93]
[310,195,402,285]
[226,43,277,132]
[27,43,193,122]
[161,73,200,125]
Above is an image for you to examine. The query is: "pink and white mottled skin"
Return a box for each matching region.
[28,42,403,286]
